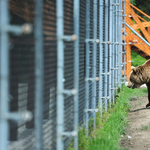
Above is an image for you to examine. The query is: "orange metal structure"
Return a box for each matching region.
[123,0,150,80]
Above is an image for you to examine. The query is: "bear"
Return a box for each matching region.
[127,59,150,108]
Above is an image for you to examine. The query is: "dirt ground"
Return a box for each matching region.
[120,91,150,150]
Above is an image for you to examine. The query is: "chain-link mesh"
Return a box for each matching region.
[96,0,100,106]
[42,0,57,149]
[79,1,86,125]
[63,0,74,148]
[1,0,125,149]
[9,1,35,149]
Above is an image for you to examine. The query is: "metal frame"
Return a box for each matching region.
[56,0,79,149]
[34,0,44,149]
[104,0,108,112]
[73,0,80,149]
[56,0,65,149]
[85,0,90,137]
[0,0,10,149]
[109,0,113,106]
[99,0,104,116]
[123,0,127,82]
[0,0,125,149]
[92,0,97,129]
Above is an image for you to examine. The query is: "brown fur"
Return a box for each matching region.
[127,59,150,108]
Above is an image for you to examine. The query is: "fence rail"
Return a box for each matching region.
[0,0,126,149]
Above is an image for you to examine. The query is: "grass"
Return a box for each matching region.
[86,86,147,150]
[131,50,146,67]
[68,85,147,150]
[140,123,150,131]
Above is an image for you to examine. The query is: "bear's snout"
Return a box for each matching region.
[127,81,133,88]
[127,85,131,88]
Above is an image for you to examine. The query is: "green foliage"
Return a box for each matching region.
[134,0,150,16]
[130,0,136,6]
[131,50,146,67]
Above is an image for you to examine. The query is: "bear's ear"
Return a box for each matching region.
[131,66,135,70]
[131,66,136,74]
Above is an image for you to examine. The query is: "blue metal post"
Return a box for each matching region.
[57,0,64,149]
[117,0,120,87]
[0,0,9,149]
[115,0,119,88]
[85,0,90,137]
[117,0,121,88]
[104,0,108,112]
[109,0,113,107]
[73,0,79,149]
[99,0,104,116]
[120,0,123,87]
[92,0,97,129]
[112,0,116,103]
[34,0,44,149]
[114,1,118,86]
[118,0,123,88]
[124,0,127,82]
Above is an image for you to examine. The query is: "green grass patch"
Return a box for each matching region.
[68,85,147,150]
[131,50,146,67]
[140,123,150,131]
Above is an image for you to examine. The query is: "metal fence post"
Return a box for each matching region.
[115,0,119,88]
[92,0,97,129]
[104,0,108,112]
[85,0,90,136]
[99,0,104,116]
[109,0,113,107]
[117,0,120,87]
[116,0,120,88]
[0,0,9,149]
[57,0,78,148]
[119,0,123,87]
[112,0,116,103]
[34,0,44,149]
[57,0,64,149]
[114,0,117,86]
[123,0,127,82]
[118,0,123,88]
[73,0,79,149]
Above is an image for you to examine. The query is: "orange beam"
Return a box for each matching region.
[137,14,147,22]
[130,4,150,20]
[130,22,150,30]
[132,11,150,43]
[125,33,150,56]
[126,0,131,80]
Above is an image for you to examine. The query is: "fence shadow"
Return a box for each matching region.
[130,107,150,112]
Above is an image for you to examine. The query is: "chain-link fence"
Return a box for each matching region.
[0,0,125,150]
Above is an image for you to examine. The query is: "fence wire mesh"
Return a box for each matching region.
[0,0,126,150]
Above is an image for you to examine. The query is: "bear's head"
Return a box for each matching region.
[127,66,144,89]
